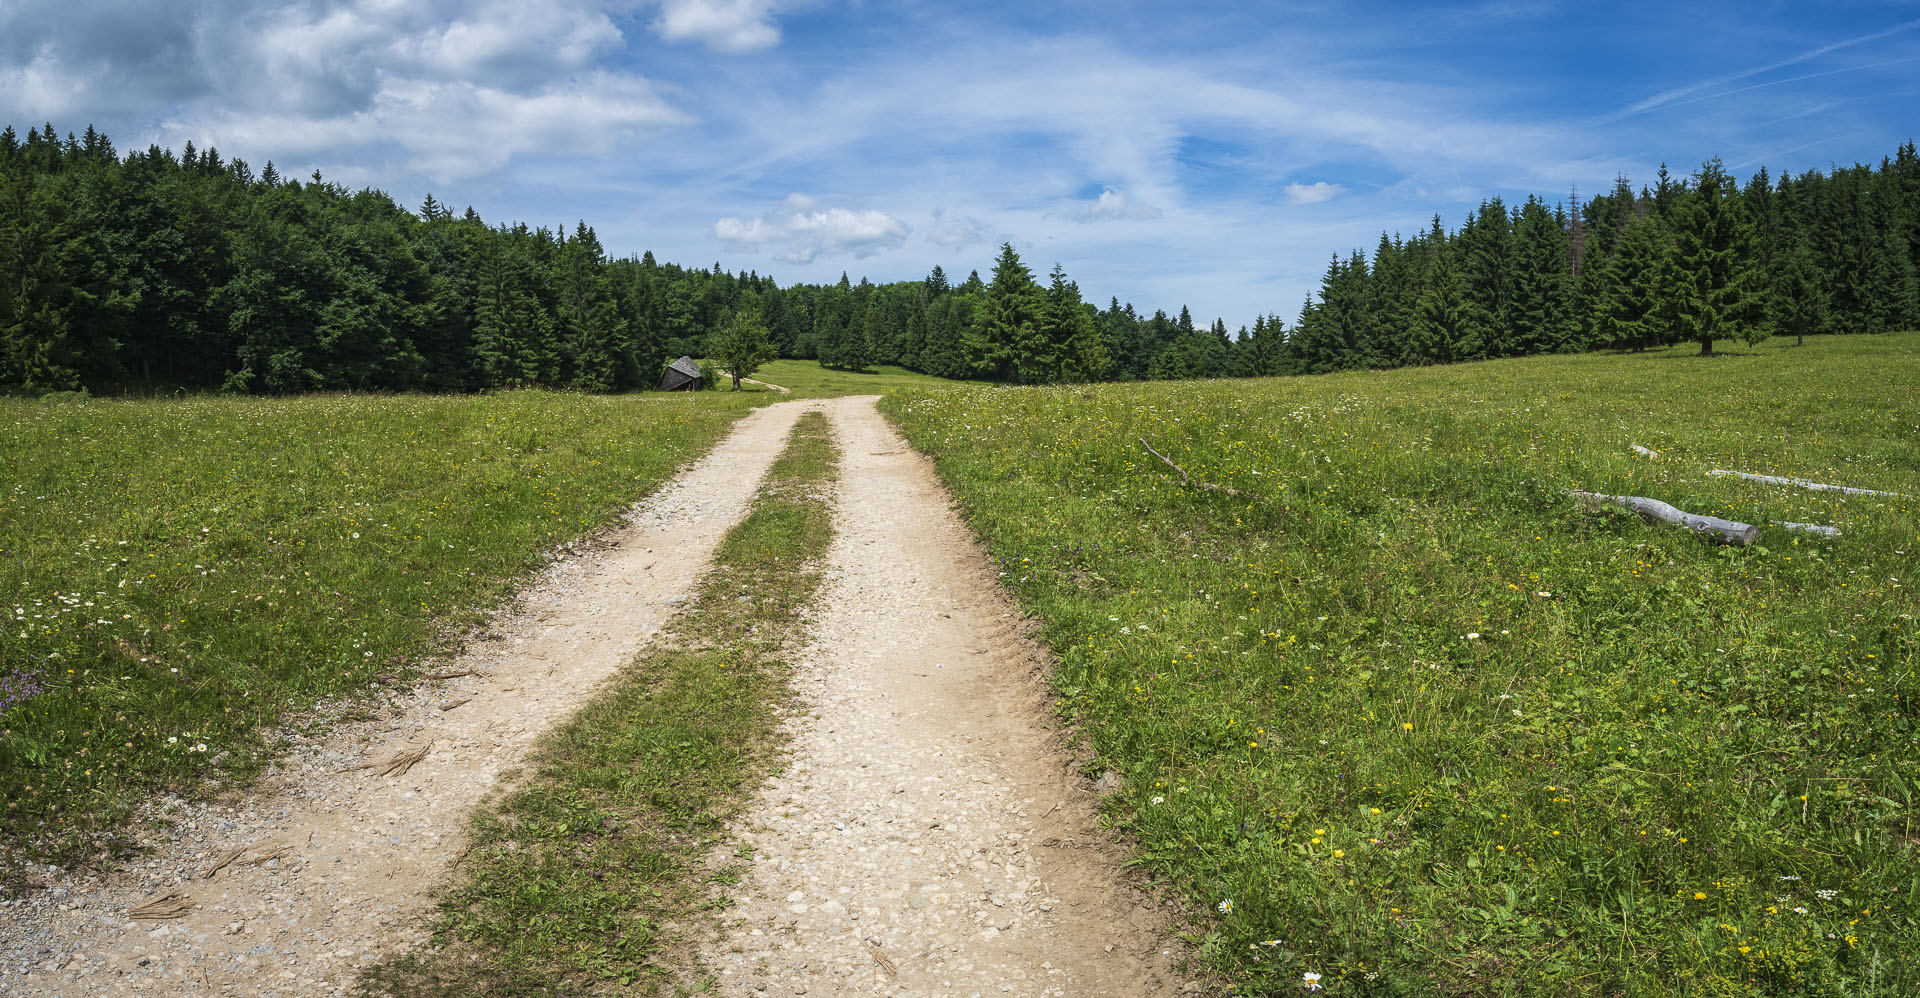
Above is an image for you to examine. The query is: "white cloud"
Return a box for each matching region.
[1,0,684,181]
[1283,181,1346,204]
[785,208,909,260]
[713,201,909,261]
[651,0,782,52]
[714,216,781,243]
[1058,185,1163,222]
[161,71,684,182]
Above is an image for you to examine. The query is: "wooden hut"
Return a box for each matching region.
[659,356,703,391]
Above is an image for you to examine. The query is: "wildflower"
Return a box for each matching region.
[1259,938,1281,947]
[1218,898,1232,914]
[1794,907,1808,915]
[1303,971,1323,992]
[1332,849,1345,858]
[1151,796,1166,805]
[1466,632,1481,640]
[1402,722,1413,731]
[1694,892,1707,900]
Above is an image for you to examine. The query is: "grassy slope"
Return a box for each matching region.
[881,336,1920,997]
[0,390,767,871]
[364,410,838,996]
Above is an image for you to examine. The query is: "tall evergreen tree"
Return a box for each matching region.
[1669,159,1764,354]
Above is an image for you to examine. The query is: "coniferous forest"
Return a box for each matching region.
[2,122,1916,396]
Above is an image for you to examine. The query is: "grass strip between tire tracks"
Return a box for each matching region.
[361,409,839,996]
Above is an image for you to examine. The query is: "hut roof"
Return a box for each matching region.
[666,356,701,378]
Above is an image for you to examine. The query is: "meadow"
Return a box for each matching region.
[880,335,1920,997]
[724,359,994,398]
[0,390,766,872]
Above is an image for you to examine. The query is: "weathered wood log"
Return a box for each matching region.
[1629,443,1659,458]
[1707,469,1905,498]
[1780,521,1842,538]
[1569,491,1759,546]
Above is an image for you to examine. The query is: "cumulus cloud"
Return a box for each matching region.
[714,199,909,261]
[0,0,681,181]
[1058,185,1163,222]
[1283,181,1346,204]
[650,0,783,52]
[714,216,782,243]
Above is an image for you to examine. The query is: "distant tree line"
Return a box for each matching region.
[0,124,789,394]
[866,149,1919,384]
[2,123,1915,395]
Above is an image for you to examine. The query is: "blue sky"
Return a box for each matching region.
[4,1,1918,328]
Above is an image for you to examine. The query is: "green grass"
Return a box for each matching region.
[716,358,993,398]
[0,389,769,874]
[880,335,1920,997]
[363,410,839,996]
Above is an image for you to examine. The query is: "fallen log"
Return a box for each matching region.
[1781,521,1842,538]
[1707,469,1905,498]
[1569,491,1759,546]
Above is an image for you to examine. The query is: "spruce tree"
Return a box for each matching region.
[1669,159,1763,354]
[1596,212,1665,351]
[1771,238,1829,346]
[971,243,1041,381]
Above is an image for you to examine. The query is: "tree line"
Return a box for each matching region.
[859,150,1918,384]
[2,123,1915,395]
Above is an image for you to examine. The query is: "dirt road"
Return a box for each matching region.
[1,396,1187,997]
[0,401,815,997]
[702,397,1186,996]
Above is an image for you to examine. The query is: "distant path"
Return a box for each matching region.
[0,401,819,997]
[702,396,1189,995]
[720,370,791,393]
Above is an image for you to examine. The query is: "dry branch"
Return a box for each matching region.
[438,697,472,712]
[201,846,246,879]
[422,669,477,680]
[1781,521,1842,538]
[351,741,433,777]
[1570,491,1759,546]
[129,893,195,920]
[867,942,899,980]
[1629,444,1659,458]
[1707,469,1905,498]
[240,841,291,866]
[1138,439,1243,496]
